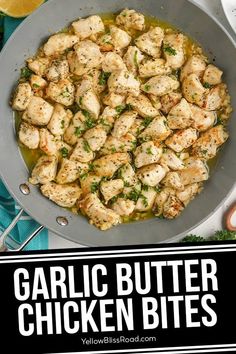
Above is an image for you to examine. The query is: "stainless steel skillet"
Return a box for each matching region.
[0,0,236,248]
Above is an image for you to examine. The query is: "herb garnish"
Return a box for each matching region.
[163,45,177,56]
[60,147,69,158]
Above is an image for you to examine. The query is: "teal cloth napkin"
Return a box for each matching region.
[0,14,48,251]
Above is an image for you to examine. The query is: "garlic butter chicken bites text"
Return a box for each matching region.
[12,9,232,230]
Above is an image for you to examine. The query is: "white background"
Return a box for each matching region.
[49,0,236,249]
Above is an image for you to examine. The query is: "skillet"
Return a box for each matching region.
[0,0,236,247]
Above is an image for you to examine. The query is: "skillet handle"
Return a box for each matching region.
[0,208,45,252]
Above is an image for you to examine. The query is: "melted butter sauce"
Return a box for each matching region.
[15,13,221,223]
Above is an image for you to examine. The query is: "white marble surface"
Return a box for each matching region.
[49,0,236,249]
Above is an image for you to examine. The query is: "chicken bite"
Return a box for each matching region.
[163,33,185,69]
[27,57,50,76]
[112,111,138,138]
[123,46,144,75]
[56,159,88,184]
[24,96,54,125]
[182,73,207,106]
[80,193,121,230]
[126,94,159,118]
[139,116,171,142]
[108,70,140,97]
[137,164,167,187]
[30,75,47,92]
[176,183,200,206]
[119,163,137,186]
[203,64,223,86]
[70,138,94,162]
[100,179,124,203]
[74,40,103,72]
[160,149,185,170]
[80,174,102,196]
[116,9,145,31]
[83,126,107,151]
[162,171,184,190]
[110,25,132,51]
[178,158,209,185]
[43,33,79,56]
[46,79,75,106]
[202,85,224,111]
[29,155,58,185]
[165,128,198,152]
[160,91,182,114]
[163,195,184,219]
[39,128,58,156]
[103,92,126,108]
[167,98,193,129]
[99,133,136,155]
[41,182,81,208]
[12,83,32,111]
[19,122,40,149]
[76,87,100,120]
[180,55,207,82]
[135,187,157,212]
[135,27,164,58]
[134,141,162,168]
[72,15,105,39]
[47,104,72,136]
[98,107,118,133]
[112,198,136,216]
[102,52,126,72]
[46,59,70,82]
[190,104,216,132]
[139,58,171,78]
[141,75,179,96]
[192,125,228,160]
[64,111,86,145]
[93,152,131,177]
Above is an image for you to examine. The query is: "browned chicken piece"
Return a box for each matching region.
[93,152,131,177]
[12,83,32,111]
[162,171,184,190]
[46,79,75,107]
[141,75,180,96]
[27,57,50,76]
[110,25,132,50]
[112,111,138,138]
[72,15,105,39]
[135,187,157,212]
[123,46,144,75]
[108,70,140,97]
[83,126,107,152]
[139,116,171,142]
[80,175,102,196]
[29,155,58,185]
[30,75,47,92]
[160,92,182,114]
[100,179,124,203]
[103,92,126,108]
[80,193,121,230]
[134,141,162,168]
[126,94,159,118]
[116,9,145,31]
[139,58,171,78]
[165,128,198,153]
[19,122,40,149]
[137,164,167,187]
[160,149,185,171]
[70,138,94,162]
[41,182,81,208]
[56,159,88,184]
[100,133,136,155]
[135,27,164,58]
[203,64,223,86]
[43,33,79,56]
[163,195,184,219]
[180,55,207,81]
[190,104,216,132]
[39,128,58,155]
[182,73,207,106]
[46,59,70,82]
[63,111,86,146]
[178,158,209,185]
[192,125,229,160]
[152,187,175,216]
[176,183,200,206]
[23,96,54,126]
[47,103,73,136]
[163,33,185,69]
[112,198,136,216]
[167,98,193,129]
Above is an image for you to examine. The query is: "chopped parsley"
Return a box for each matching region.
[88,163,95,172]
[127,188,140,202]
[79,96,83,106]
[70,103,80,114]
[140,194,148,207]
[61,120,65,129]
[74,126,83,136]
[90,182,100,193]
[111,147,117,153]
[203,82,212,89]
[82,111,96,129]
[115,105,126,114]
[146,147,153,155]
[32,83,40,89]
[60,147,69,158]
[163,45,177,56]
[61,87,70,98]
[142,184,149,191]
[154,186,162,193]
[143,84,151,92]
[142,117,153,128]
[99,71,111,86]
[83,140,91,153]
[20,67,33,79]
[80,172,88,181]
